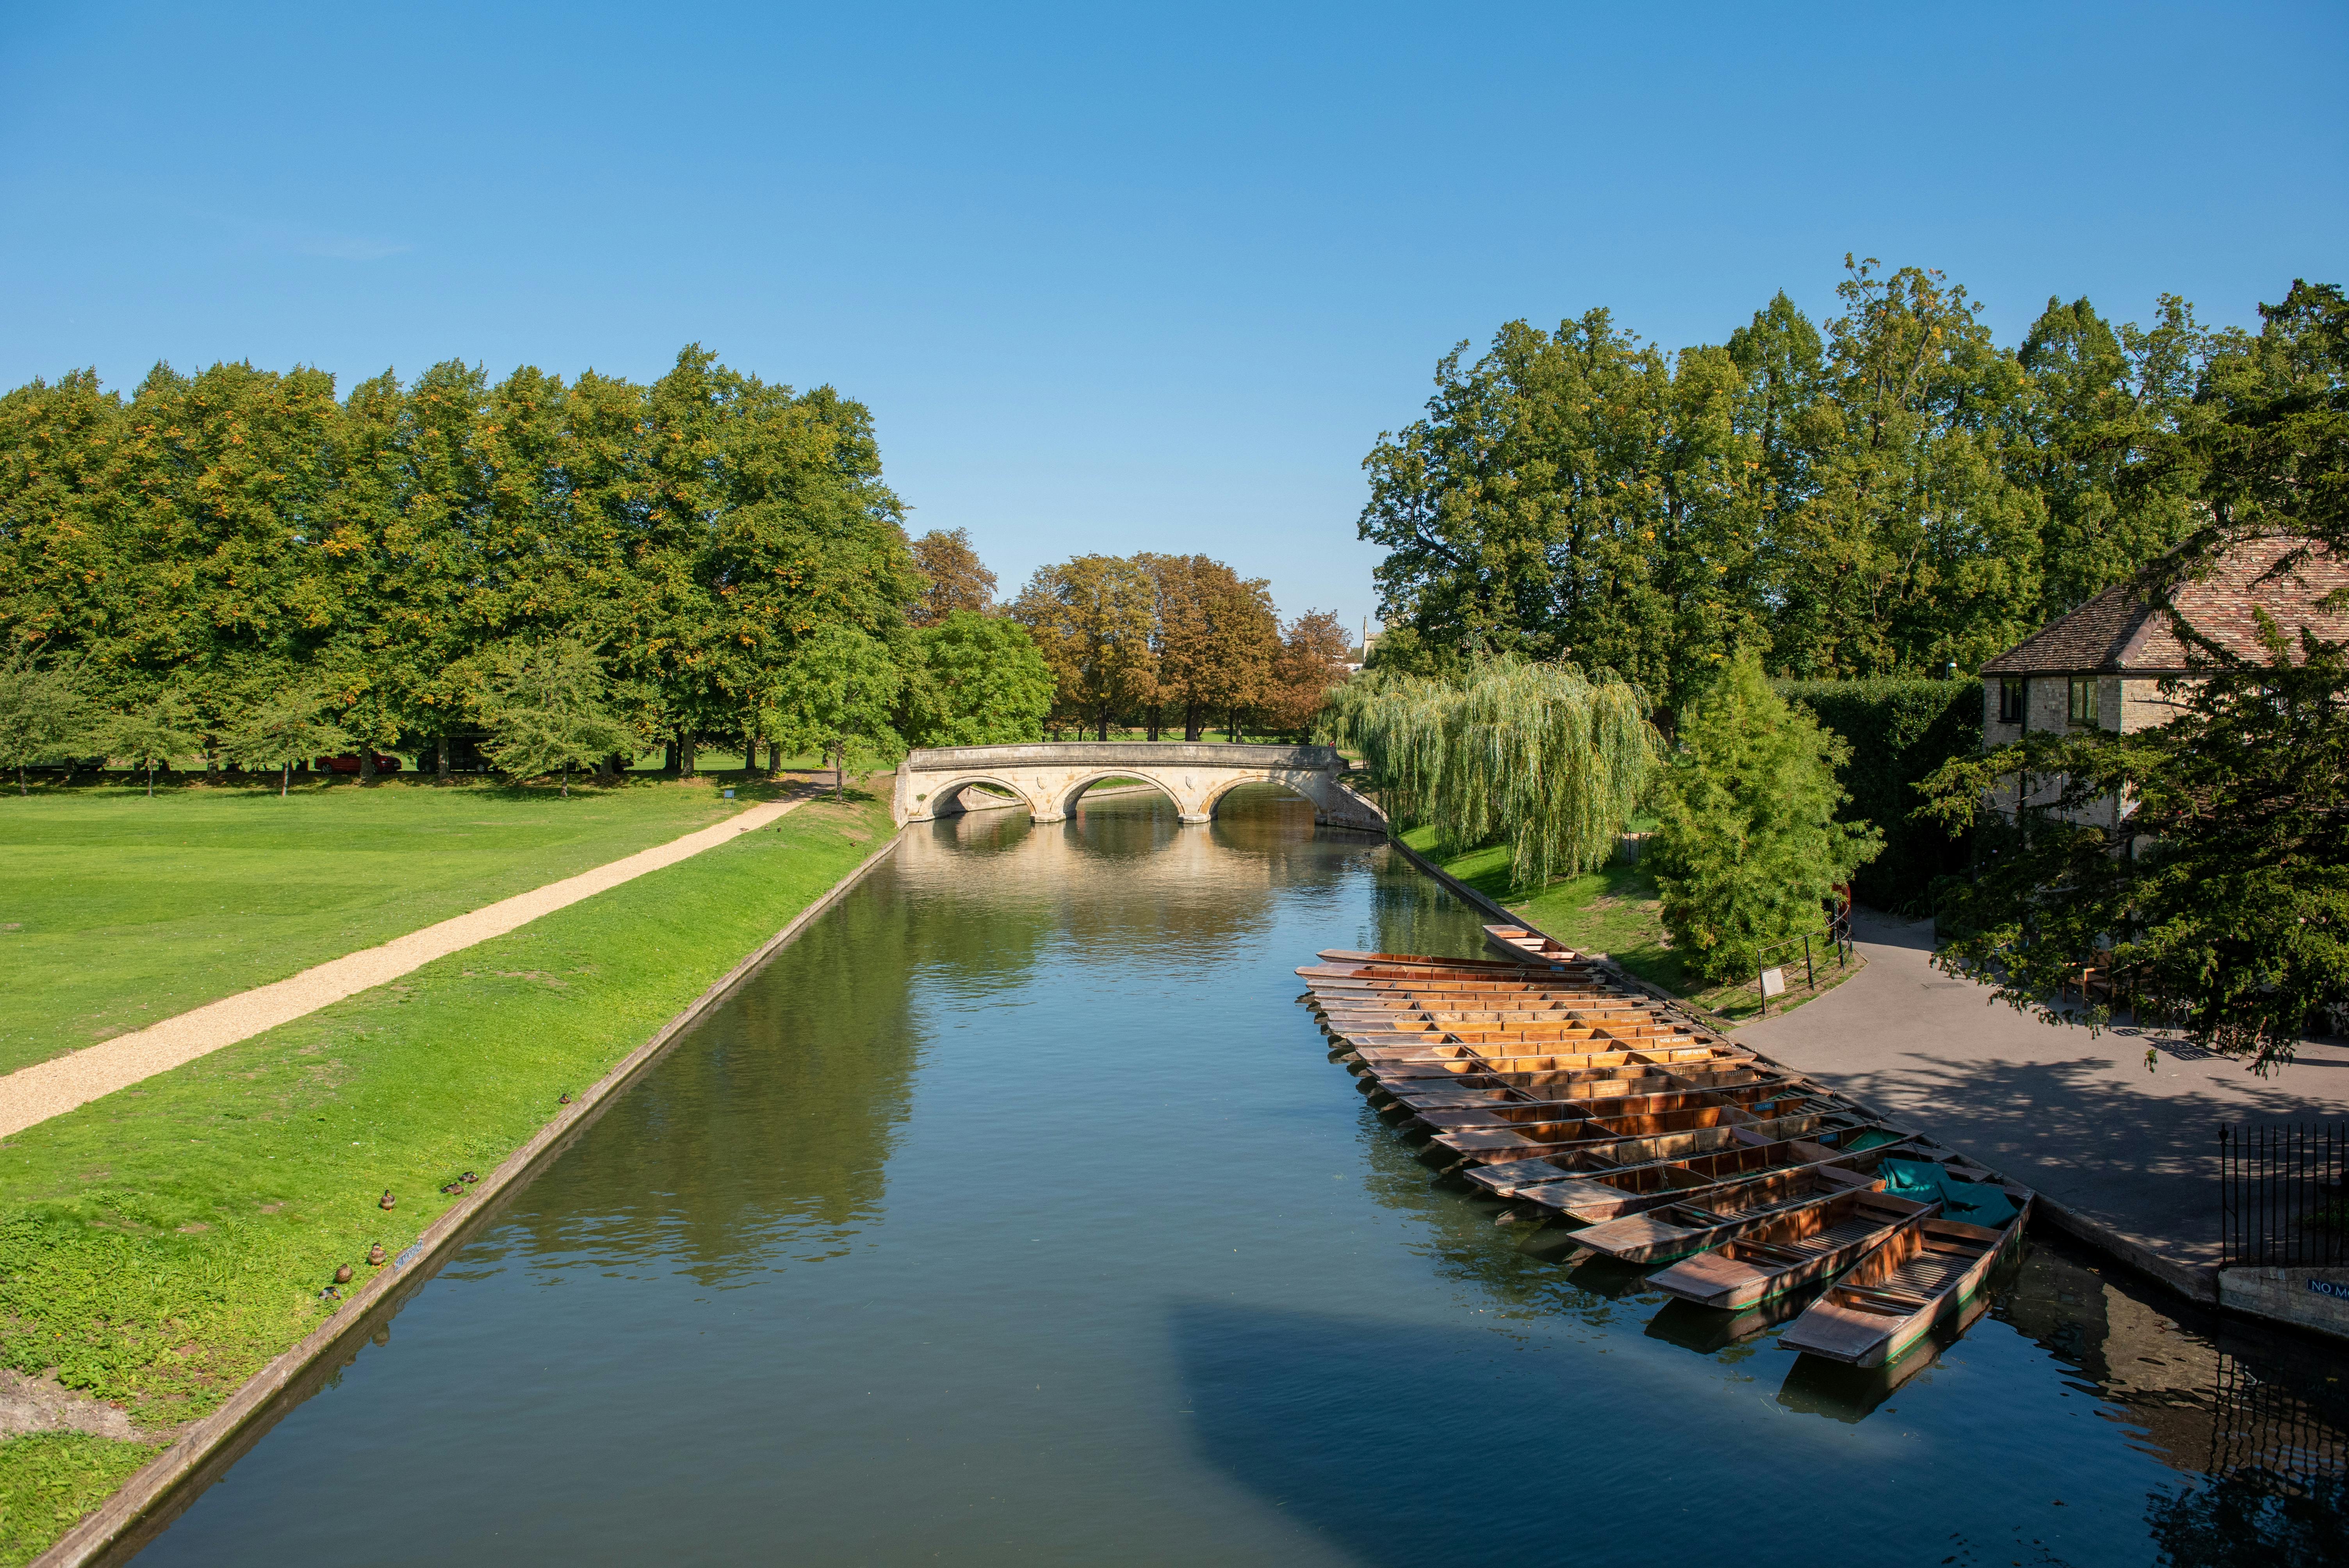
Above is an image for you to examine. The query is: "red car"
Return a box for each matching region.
[316,753,403,775]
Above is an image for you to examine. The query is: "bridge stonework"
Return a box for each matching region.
[891,742,1388,832]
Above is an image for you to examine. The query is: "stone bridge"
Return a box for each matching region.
[891,742,1388,831]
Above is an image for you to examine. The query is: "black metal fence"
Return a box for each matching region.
[2219,1122,2349,1268]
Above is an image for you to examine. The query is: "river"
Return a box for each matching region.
[130,787,2347,1565]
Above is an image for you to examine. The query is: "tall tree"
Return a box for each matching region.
[909,528,997,624]
[902,610,1053,746]
[102,690,201,796]
[1009,555,1158,738]
[772,624,905,799]
[0,649,93,794]
[1141,554,1280,740]
[476,638,638,797]
[1259,610,1351,737]
[218,687,351,798]
[1650,652,1881,984]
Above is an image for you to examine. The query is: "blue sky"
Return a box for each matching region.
[3,2,2342,638]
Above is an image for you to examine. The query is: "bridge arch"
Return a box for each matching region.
[893,743,1387,833]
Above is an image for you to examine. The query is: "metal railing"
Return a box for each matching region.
[2219,1122,2348,1268]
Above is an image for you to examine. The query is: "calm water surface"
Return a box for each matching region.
[136,789,2348,1566]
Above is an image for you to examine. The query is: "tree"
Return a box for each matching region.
[476,640,639,798]
[1650,652,1881,984]
[218,688,353,798]
[1327,659,1656,888]
[1920,612,2349,1073]
[909,528,998,624]
[772,624,904,799]
[102,691,202,796]
[1259,610,1350,737]
[1008,556,1158,739]
[1141,554,1280,740]
[0,649,93,794]
[902,611,1053,746]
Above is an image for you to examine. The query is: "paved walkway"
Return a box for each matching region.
[0,794,809,1140]
[1737,908,2349,1284]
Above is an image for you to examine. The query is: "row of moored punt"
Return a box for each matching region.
[1298,932,2034,1368]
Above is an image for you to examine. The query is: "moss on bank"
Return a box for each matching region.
[0,791,895,1560]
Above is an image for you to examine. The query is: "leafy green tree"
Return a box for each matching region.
[0,649,94,794]
[1139,554,1280,740]
[102,691,201,796]
[902,611,1053,746]
[218,688,352,798]
[1921,613,2349,1072]
[476,640,639,798]
[772,624,904,799]
[1650,652,1881,983]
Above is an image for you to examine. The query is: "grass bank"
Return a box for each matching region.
[1402,827,1860,1023]
[0,777,806,1076]
[0,790,895,1564]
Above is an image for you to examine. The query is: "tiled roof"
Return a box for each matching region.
[1981,536,2349,675]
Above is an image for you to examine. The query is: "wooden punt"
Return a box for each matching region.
[1433,1108,1859,1166]
[1646,1189,1938,1309]
[1408,1083,1815,1133]
[1373,1069,1687,1106]
[1777,1190,2034,1367]
[1314,948,1581,972]
[1483,924,1582,964]
[1466,1131,1914,1219]
[1566,1164,1888,1262]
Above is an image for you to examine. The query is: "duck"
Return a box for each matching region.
[462,1171,479,1184]
[366,1244,387,1267]
[558,1092,573,1105]
[333,1265,353,1285]
[379,1190,396,1210]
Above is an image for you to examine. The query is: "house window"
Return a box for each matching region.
[1998,679,2026,723]
[2068,675,2098,727]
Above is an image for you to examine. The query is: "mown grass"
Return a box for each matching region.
[1402,827,1859,1022]
[0,1433,157,1567]
[0,776,802,1074]
[0,790,895,1560]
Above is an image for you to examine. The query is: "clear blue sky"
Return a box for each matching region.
[3,2,2342,638]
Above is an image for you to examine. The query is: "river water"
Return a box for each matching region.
[134,788,2346,1566]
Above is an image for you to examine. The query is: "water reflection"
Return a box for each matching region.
[126,786,2345,1568]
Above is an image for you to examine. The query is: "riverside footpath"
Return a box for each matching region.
[1738,907,2349,1298]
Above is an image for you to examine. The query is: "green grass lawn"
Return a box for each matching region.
[0,777,811,1076]
[1402,826,1858,1023]
[0,789,896,1564]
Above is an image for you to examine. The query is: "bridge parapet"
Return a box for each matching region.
[893,741,1384,832]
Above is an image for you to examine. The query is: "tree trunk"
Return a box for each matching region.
[1096,707,1109,741]
[680,734,697,777]
[663,739,680,775]
[280,762,290,798]
[766,741,781,774]
[358,748,376,782]
[435,735,451,780]
[15,764,23,796]
[204,743,219,779]
[832,742,845,802]
[561,760,570,799]
[146,760,154,798]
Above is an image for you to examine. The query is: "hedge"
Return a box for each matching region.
[1774,678,1982,915]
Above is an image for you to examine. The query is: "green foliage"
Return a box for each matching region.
[1358,257,2251,701]
[1326,658,1655,887]
[903,611,1052,746]
[98,691,202,796]
[476,639,638,796]
[1774,677,1980,913]
[1651,652,1882,984]
[771,624,904,796]
[0,649,92,794]
[0,1433,156,1567]
[216,688,351,798]
[1921,615,2349,1071]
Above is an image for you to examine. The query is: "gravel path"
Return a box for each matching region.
[0,794,806,1140]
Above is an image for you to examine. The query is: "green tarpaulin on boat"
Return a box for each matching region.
[1878,1159,2020,1228]
[1842,1128,1906,1153]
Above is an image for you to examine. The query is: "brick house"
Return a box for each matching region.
[1978,536,2349,822]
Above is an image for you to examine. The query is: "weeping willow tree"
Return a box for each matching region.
[1324,660,1656,887]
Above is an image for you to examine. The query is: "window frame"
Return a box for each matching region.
[2067,674,2098,728]
[1997,678,2026,724]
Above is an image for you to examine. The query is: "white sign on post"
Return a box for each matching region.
[1759,967,1786,999]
